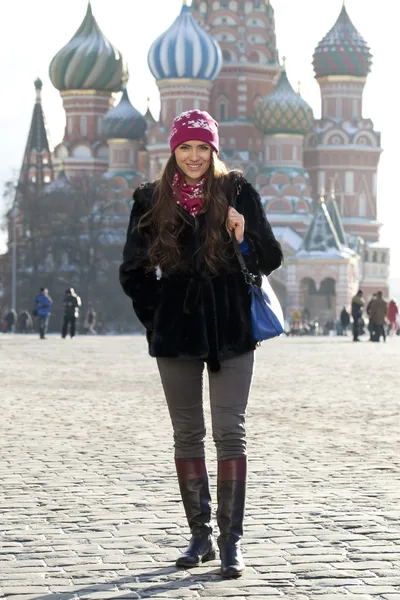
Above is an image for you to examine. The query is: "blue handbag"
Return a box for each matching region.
[232,234,284,342]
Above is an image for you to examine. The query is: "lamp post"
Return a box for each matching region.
[11,200,18,312]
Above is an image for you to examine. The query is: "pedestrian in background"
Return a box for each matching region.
[340,307,350,336]
[369,291,388,342]
[18,310,33,334]
[34,288,53,339]
[351,290,364,342]
[61,288,81,339]
[387,299,399,334]
[120,110,283,578]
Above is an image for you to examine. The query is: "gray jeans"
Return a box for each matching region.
[157,352,255,462]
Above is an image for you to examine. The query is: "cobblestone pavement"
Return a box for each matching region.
[1,334,400,600]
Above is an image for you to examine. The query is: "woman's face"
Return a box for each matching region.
[174,141,212,184]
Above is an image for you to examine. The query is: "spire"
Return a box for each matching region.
[326,180,347,245]
[144,97,156,127]
[19,79,53,187]
[301,196,342,253]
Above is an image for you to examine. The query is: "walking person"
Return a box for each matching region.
[387,299,399,334]
[340,307,350,336]
[369,291,388,342]
[61,288,81,338]
[351,290,364,342]
[34,288,53,339]
[366,293,377,341]
[120,110,283,578]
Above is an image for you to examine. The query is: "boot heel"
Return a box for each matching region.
[202,548,216,563]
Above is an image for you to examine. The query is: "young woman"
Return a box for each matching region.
[120,110,283,578]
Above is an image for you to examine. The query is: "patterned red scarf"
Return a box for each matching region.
[173,170,206,216]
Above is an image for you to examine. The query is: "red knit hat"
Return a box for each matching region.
[169,110,219,154]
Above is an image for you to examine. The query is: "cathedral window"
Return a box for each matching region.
[176,99,183,115]
[372,252,378,263]
[359,192,367,217]
[345,171,354,193]
[381,253,386,264]
[318,171,325,191]
[81,116,87,137]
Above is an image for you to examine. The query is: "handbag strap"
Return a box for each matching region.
[229,179,257,285]
[230,226,256,286]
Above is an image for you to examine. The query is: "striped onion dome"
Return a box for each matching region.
[103,88,147,140]
[49,2,128,92]
[313,5,372,78]
[253,65,314,136]
[148,4,222,81]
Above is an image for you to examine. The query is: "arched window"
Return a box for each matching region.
[176,99,183,115]
[372,252,378,263]
[219,102,227,121]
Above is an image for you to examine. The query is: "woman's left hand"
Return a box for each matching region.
[227,207,245,243]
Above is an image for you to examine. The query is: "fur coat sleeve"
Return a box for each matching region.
[235,179,284,276]
[119,185,160,330]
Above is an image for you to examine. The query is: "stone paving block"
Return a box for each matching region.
[1,336,400,600]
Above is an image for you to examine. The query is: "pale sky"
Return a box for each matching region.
[0,0,398,280]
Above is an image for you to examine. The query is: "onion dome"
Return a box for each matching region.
[49,2,128,92]
[103,88,147,140]
[313,5,372,78]
[253,62,314,136]
[148,3,222,81]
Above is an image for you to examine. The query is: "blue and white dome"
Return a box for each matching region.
[148,4,222,81]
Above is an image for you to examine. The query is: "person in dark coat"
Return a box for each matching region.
[61,288,81,339]
[340,307,350,335]
[35,288,53,339]
[120,110,283,579]
[351,290,364,342]
[4,308,17,333]
[369,291,388,342]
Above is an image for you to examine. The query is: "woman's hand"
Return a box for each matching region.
[227,206,245,243]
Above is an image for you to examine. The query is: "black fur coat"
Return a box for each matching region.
[119,174,283,371]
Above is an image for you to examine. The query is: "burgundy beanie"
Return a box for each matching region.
[169,110,219,154]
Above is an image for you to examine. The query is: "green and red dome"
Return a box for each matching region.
[313,5,372,78]
[253,67,314,136]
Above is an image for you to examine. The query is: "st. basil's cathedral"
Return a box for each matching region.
[10,0,389,322]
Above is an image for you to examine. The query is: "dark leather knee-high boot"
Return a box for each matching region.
[217,455,247,578]
[175,458,216,568]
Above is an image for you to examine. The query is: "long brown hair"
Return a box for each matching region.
[138,152,237,275]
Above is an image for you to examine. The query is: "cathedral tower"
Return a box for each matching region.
[304,4,382,243]
[191,0,280,168]
[49,2,128,177]
[147,1,222,179]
